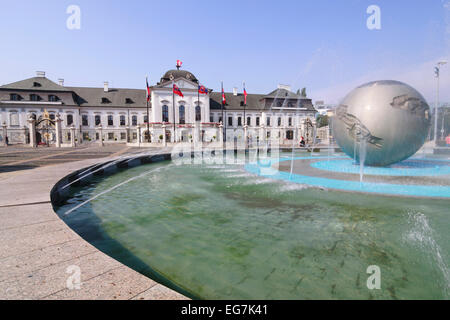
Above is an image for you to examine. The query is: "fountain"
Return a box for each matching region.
[51,81,449,300]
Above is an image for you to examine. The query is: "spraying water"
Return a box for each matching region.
[405,211,450,298]
[359,137,367,185]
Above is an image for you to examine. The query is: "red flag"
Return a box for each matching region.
[173,83,184,97]
[176,60,182,68]
[198,85,208,95]
[222,86,226,105]
[146,77,151,102]
[243,84,247,105]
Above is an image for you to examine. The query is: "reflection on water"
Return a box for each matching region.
[56,152,450,299]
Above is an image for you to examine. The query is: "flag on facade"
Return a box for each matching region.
[176,60,182,68]
[222,85,226,105]
[198,85,208,95]
[173,83,184,97]
[146,77,151,102]
[243,83,247,105]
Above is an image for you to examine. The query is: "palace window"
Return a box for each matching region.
[179,105,185,124]
[30,94,41,101]
[120,132,126,140]
[107,115,114,126]
[266,117,271,126]
[278,117,282,127]
[120,115,126,126]
[228,116,233,126]
[83,132,90,140]
[82,115,89,126]
[195,105,201,122]
[144,115,148,123]
[108,132,114,140]
[247,117,251,126]
[49,95,59,102]
[95,115,101,126]
[10,112,19,126]
[237,117,242,126]
[101,97,111,104]
[162,105,169,122]
[256,117,260,126]
[67,114,73,125]
[49,113,55,120]
[288,117,292,126]
[10,94,20,101]
[286,130,294,140]
[132,115,137,126]
[210,115,214,123]
[125,98,133,104]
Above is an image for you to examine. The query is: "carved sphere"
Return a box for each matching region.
[332,80,431,166]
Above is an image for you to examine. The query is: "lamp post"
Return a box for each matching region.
[2,122,7,146]
[434,60,447,146]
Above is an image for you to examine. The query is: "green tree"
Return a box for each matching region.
[316,114,329,128]
[301,87,307,97]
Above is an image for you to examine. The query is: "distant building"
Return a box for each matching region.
[0,68,318,146]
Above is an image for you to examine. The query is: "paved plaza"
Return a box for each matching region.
[0,144,188,300]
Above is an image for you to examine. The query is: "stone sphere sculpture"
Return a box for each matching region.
[332,80,431,166]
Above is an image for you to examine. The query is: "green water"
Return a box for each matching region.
[56,153,450,299]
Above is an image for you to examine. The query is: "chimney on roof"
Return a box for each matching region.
[233,87,238,96]
[104,81,109,92]
[36,71,46,78]
[58,79,64,86]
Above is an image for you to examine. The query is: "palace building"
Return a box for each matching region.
[0,68,318,147]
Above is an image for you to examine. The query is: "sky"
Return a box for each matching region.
[0,0,449,104]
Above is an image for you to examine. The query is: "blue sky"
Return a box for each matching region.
[0,0,449,103]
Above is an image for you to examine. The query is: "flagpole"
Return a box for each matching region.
[172,80,176,143]
[146,76,150,143]
[243,81,246,123]
[198,83,200,123]
[221,81,225,143]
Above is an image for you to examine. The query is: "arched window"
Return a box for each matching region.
[162,105,169,123]
[195,105,201,122]
[67,114,73,125]
[179,105,185,124]
[10,112,19,126]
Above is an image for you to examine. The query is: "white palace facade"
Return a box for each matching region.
[0,68,318,147]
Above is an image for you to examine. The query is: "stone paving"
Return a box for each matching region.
[0,145,188,300]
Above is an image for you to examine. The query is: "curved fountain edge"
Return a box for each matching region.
[0,149,188,300]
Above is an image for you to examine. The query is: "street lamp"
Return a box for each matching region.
[434,60,447,146]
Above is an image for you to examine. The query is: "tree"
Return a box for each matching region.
[301,87,307,97]
[316,114,329,128]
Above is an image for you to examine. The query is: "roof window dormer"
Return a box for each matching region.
[30,94,41,101]
[10,93,21,101]
[101,97,111,104]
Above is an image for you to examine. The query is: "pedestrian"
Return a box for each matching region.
[299,136,305,147]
